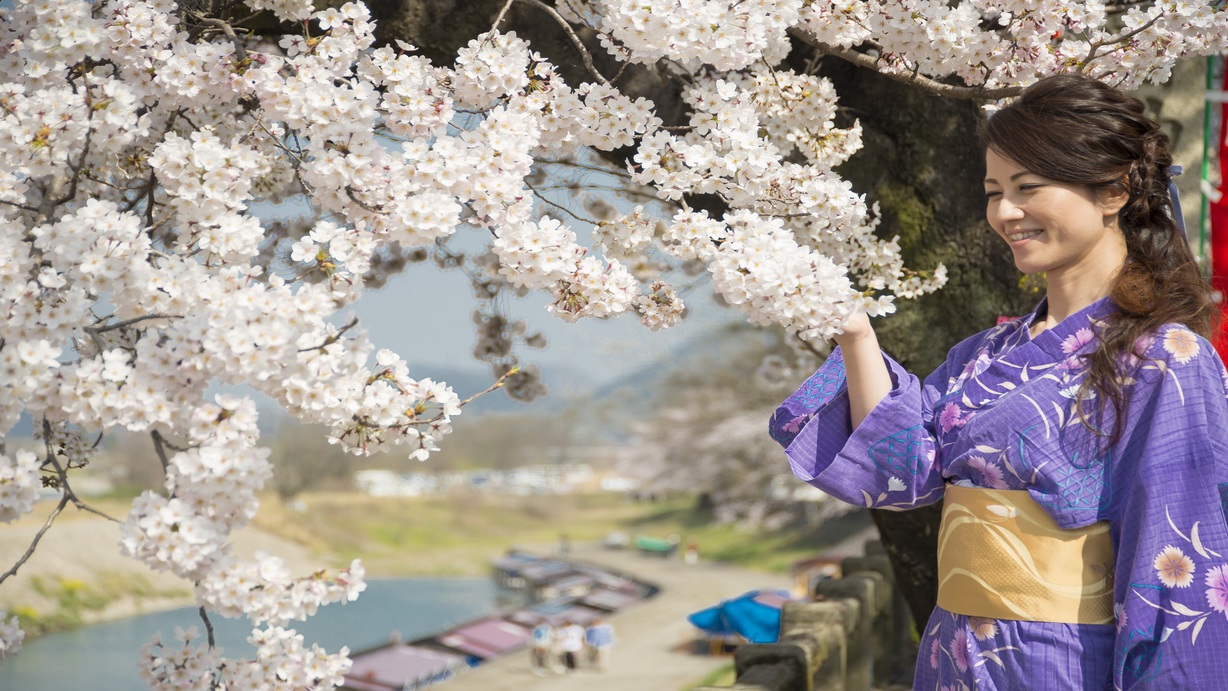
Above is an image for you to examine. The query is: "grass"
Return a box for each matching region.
[15,572,189,637]
[683,662,736,689]
[250,490,872,578]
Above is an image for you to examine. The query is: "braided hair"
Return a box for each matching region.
[978,73,1218,442]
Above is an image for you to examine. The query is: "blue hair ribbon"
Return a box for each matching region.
[1167,164,1185,238]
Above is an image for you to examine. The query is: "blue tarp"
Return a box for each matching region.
[685,589,792,644]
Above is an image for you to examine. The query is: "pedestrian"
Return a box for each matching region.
[683,537,699,565]
[558,619,585,673]
[528,621,554,676]
[771,73,1228,688]
[584,617,616,670]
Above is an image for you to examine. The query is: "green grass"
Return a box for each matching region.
[17,573,190,637]
[683,662,736,689]
[251,491,871,577]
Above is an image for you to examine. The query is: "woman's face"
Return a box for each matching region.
[983,148,1128,281]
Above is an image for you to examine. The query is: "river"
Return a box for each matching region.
[0,577,497,691]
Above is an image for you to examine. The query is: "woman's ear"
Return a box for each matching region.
[1097,186,1129,217]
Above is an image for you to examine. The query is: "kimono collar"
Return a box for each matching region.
[1023,295,1118,359]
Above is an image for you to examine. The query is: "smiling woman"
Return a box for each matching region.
[770,74,1228,690]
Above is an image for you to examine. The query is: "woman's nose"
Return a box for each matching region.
[994,198,1025,222]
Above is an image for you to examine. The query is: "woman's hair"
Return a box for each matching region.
[978,73,1219,442]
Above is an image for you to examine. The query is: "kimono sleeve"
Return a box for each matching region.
[768,346,950,510]
[1111,329,1228,689]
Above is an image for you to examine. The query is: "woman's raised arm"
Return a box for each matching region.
[832,310,893,429]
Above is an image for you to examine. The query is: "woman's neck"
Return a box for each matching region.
[1033,273,1113,335]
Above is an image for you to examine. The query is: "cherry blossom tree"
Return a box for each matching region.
[1,0,1224,686]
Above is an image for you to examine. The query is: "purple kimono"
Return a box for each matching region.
[770,297,1228,689]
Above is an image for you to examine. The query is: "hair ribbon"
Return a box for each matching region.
[1167,164,1185,237]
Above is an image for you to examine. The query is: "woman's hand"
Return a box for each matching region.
[833,306,874,348]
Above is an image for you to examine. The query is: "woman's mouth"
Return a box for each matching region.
[1007,230,1043,242]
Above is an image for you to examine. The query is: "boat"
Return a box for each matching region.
[341,551,658,690]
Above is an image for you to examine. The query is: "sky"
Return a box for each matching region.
[345,243,741,398]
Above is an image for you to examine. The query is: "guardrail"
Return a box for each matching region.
[694,541,910,691]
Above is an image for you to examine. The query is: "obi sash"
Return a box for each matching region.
[936,484,1115,625]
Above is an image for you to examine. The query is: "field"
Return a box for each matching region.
[250,490,868,576]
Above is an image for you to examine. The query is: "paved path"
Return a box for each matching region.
[444,524,878,691]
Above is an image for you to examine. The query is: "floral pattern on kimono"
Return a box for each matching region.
[769,297,1228,689]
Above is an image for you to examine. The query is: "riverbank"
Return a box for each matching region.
[0,497,321,636]
[0,491,873,642]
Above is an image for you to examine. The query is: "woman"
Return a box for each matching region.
[770,74,1228,689]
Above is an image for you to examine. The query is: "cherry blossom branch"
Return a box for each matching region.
[150,430,174,475]
[787,30,1023,100]
[0,421,120,585]
[525,179,601,225]
[298,316,360,353]
[1083,13,1165,66]
[198,605,216,648]
[193,16,248,62]
[516,0,611,86]
[86,313,183,335]
[344,186,387,214]
[490,0,517,34]
[0,493,68,586]
[457,367,520,407]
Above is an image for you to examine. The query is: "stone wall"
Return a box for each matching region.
[694,541,911,691]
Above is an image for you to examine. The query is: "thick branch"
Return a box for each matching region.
[194,16,248,62]
[516,0,610,86]
[788,30,1023,101]
[86,313,183,335]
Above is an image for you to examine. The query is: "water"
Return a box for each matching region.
[0,578,497,691]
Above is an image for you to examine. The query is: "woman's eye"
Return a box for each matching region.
[984,191,1001,199]
[1018,184,1041,191]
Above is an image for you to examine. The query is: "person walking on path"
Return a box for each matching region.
[771,73,1228,689]
[558,620,585,673]
[584,618,616,670]
[529,621,555,676]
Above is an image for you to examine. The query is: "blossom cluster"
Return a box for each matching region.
[137,624,351,690]
[0,611,23,662]
[795,0,1228,91]
[0,0,1223,686]
[0,450,41,524]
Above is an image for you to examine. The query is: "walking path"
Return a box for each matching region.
[444,523,878,691]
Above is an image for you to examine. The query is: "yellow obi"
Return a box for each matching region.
[937,484,1115,625]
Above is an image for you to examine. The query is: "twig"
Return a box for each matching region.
[298,316,360,353]
[525,180,600,224]
[86,313,182,335]
[0,420,121,585]
[793,334,827,359]
[489,0,516,35]
[345,186,388,214]
[517,0,610,86]
[1083,13,1164,66]
[194,16,248,62]
[0,493,70,585]
[788,30,1023,100]
[199,605,216,648]
[151,430,173,475]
